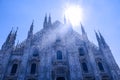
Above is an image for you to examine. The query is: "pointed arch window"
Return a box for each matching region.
[78,48,85,56]
[30,63,36,74]
[98,62,104,72]
[33,53,39,57]
[57,51,62,60]
[11,64,18,75]
[56,38,61,43]
[81,62,88,73]
[33,49,39,57]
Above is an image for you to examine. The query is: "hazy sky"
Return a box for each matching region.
[0,0,120,67]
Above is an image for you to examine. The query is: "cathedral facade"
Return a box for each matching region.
[0,15,120,80]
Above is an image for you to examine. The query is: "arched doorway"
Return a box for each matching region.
[56,77,65,80]
[52,66,68,80]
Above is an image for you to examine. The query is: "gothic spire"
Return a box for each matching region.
[27,21,34,39]
[80,23,88,41]
[81,23,86,35]
[45,14,47,22]
[48,14,51,24]
[43,14,48,28]
[6,27,13,43]
[95,30,101,47]
[14,27,18,41]
[98,31,108,47]
[48,14,52,27]
[30,20,34,33]
[1,27,17,50]
[10,27,18,46]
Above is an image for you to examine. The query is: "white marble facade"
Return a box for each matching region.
[0,15,120,80]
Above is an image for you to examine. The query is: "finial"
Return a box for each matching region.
[98,31,106,45]
[6,27,13,42]
[32,19,34,23]
[13,27,18,40]
[10,27,13,34]
[94,30,101,47]
[80,23,85,34]
[30,20,34,32]
[45,13,47,21]
[31,20,34,26]
[48,13,51,23]
[43,13,48,28]
[15,27,18,34]
[94,30,100,40]
[16,27,18,31]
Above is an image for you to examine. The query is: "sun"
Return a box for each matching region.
[64,5,83,26]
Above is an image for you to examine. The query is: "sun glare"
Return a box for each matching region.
[65,5,83,26]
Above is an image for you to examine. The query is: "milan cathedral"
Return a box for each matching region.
[0,15,120,80]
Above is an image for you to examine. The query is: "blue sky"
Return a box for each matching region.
[0,0,120,67]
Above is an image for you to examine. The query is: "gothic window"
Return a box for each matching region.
[33,49,39,57]
[30,63,36,74]
[56,38,61,43]
[10,64,18,75]
[57,50,62,60]
[78,48,85,56]
[81,62,88,73]
[98,62,104,72]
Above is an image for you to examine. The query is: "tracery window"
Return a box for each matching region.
[56,38,61,43]
[57,50,62,60]
[78,48,85,56]
[81,62,88,73]
[10,64,18,75]
[30,63,36,74]
[98,62,104,72]
[33,49,39,57]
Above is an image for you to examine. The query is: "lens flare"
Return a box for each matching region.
[65,5,83,26]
